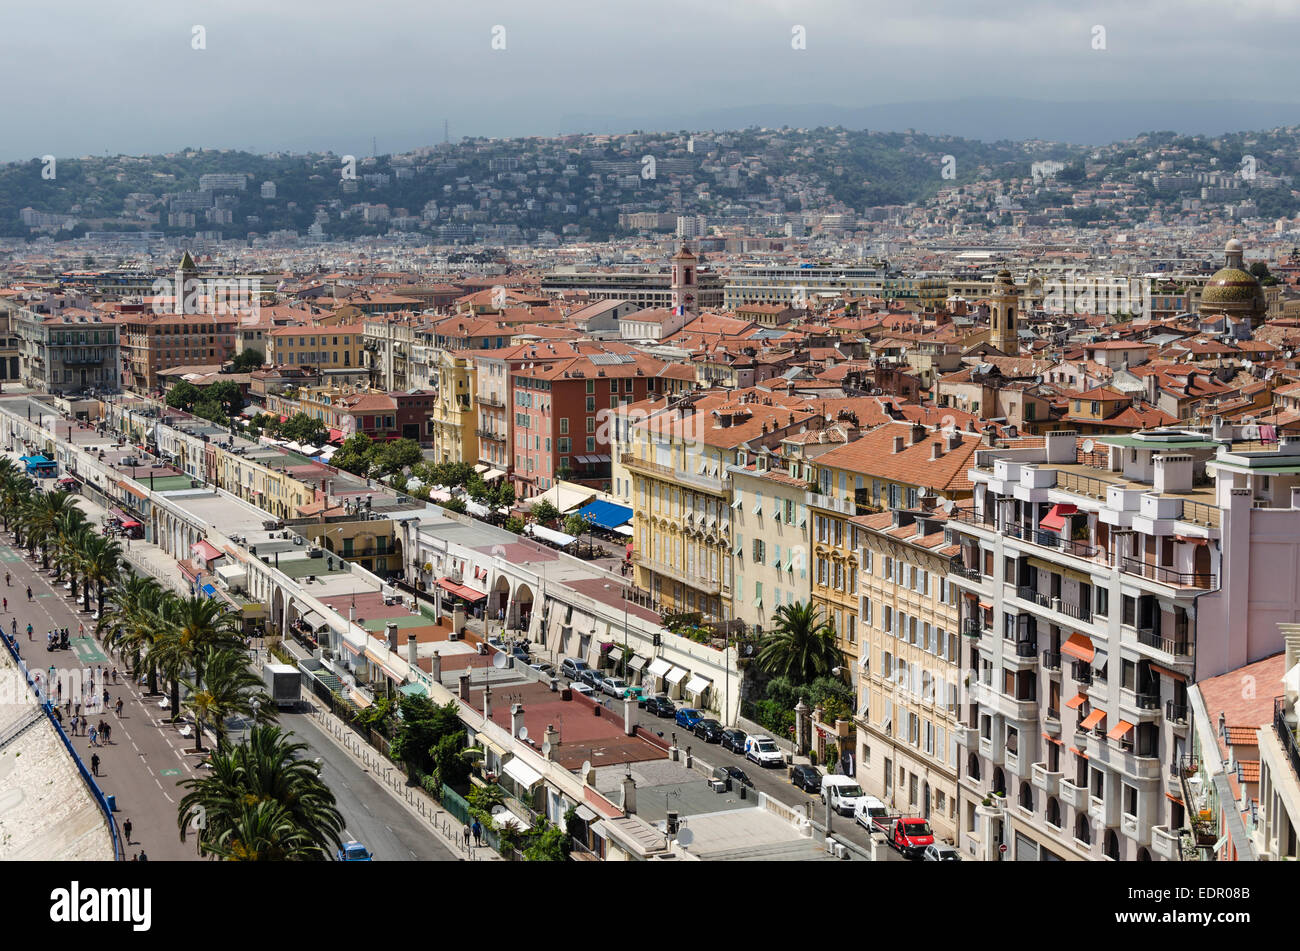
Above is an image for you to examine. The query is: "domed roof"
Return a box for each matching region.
[1202,266,1263,304]
[1225,238,1244,253]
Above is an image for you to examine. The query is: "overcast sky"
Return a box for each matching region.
[4,0,1300,161]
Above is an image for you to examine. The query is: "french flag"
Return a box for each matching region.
[673,304,685,316]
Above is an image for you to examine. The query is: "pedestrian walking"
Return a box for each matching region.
[111,667,118,685]
[103,723,111,744]
[4,597,8,612]
[75,701,81,717]
[102,688,110,706]
[472,818,482,846]
[115,698,123,716]
[138,850,148,862]
[25,623,31,640]
[89,726,98,747]
[123,819,132,844]
[26,586,31,602]
[5,571,10,586]
[12,619,17,637]
[90,753,99,776]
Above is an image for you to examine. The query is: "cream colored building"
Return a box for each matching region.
[728,456,813,633]
[855,504,964,843]
[430,351,478,466]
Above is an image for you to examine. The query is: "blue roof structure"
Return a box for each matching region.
[574,500,633,531]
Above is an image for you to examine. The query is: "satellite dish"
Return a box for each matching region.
[492,652,508,669]
[518,726,529,741]
[542,740,552,757]
[1081,439,1095,453]
[676,827,694,847]
[581,760,592,778]
[943,500,956,515]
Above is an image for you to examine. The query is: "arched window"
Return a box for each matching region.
[1045,797,1061,828]
[967,753,981,782]
[1136,847,1152,862]
[1074,814,1091,844]
[1019,781,1034,812]
[1104,830,1120,861]
[992,767,1006,796]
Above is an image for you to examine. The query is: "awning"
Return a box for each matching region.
[574,805,598,823]
[627,655,647,671]
[474,464,489,474]
[527,524,576,546]
[608,646,624,662]
[298,609,328,633]
[399,682,428,697]
[1149,662,1187,682]
[647,658,671,679]
[502,757,544,791]
[666,666,689,686]
[685,675,712,696]
[614,524,633,536]
[1041,732,1063,745]
[200,583,217,598]
[483,468,505,482]
[1069,747,1089,759]
[573,499,633,531]
[1065,693,1088,710]
[1039,503,1077,532]
[192,539,223,562]
[1061,632,1095,663]
[978,601,992,610]
[437,577,486,601]
[1106,719,1135,741]
[328,428,344,444]
[121,520,142,530]
[1174,535,1208,545]
[1080,709,1107,731]
[342,638,363,656]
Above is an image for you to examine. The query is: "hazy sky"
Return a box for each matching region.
[4,0,1300,161]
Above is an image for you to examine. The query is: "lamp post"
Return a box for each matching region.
[248,698,260,745]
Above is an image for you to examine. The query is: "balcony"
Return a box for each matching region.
[621,453,723,494]
[979,734,1004,766]
[1014,585,1051,608]
[1089,795,1119,829]
[962,618,984,638]
[1121,689,1162,721]
[955,723,978,750]
[633,553,721,596]
[1002,521,1101,562]
[1151,824,1182,861]
[1056,599,1093,623]
[1276,698,1300,783]
[1121,812,1143,844]
[1042,650,1061,672]
[1059,778,1088,810]
[479,393,505,408]
[1136,625,1191,657]
[950,562,982,582]
[1120,556,1216,590]
[476,429,504,441]
[1031,761,1062,797]
[1071,660,1092,685]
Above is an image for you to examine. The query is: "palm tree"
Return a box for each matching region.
[754,601,843,683]
[0,459,24,532]
[100,574,167,694]
[182,646,273,751]
[80,533,122,614]
[149,592,244,718]
[22,489,80,569]
[178,725,344,861]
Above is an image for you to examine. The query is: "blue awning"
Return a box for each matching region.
[201,583,217,598]
[574,500,633,532]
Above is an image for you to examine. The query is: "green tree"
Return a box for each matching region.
[431,730,472,789]
[281,412,327,446]
[754,602,842,683]
[206,380,244,415]
[504,516,524,534]
[530,499,560,524]
[165,379,201,411]
[372,438,422,476]
[524,818,570,861]
[230,349,264,372]
[331,433,374,476]
[390,696,463,776]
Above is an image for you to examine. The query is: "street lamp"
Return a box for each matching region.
[248,698,260,744]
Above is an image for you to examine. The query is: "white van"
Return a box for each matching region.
[821,774,866,816]
[744,734,785,768]
[853,795,890,830]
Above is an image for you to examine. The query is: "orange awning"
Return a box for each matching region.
[978,601,992,610]
[1069,746,1089,759]
[1149,662,1186,682]
[1080,709,1107,731]
[1106,719,1135,741]
[1061,632,1095,663]
[1041,732,1063,745]
[1065,693,1088,710]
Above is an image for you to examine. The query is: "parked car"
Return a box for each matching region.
[853,796,890,831]
[337,841,372,861]
[510,647,531,664]
[600,676,629,698]
[725,766,754,788]
[645,695,677,718]
[820,774,867,816]
[873,816,936,859]
[921,843,962,862]
[720,728,748,753]
[744,734,785,768]
[571,683,597,698]
[528,662,555,677]
[692,718,724,743]
[791,764,822,793]
[580,669,606,690]
[621,685,650,703]
[560,658,589,680]
[674,708,704,730]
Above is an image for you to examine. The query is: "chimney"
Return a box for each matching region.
[947,430,962,451]
[931,441,943,460]
[458,671,471,701]
[1153,453,1193,494]
[1043,430,1078,464]
[510,702,525,739]
[385,621,398,651]
[621,772,637,815]
[911,423,927,445]
[624,694,637,736]
[483,683,493,722]
[431,650,442,683]
[406,632,417,667]
[893,435,905,454]
[1145,373,1159,406]
[543,723,560,759]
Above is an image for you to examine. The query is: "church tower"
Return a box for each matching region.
[175,250,199,315]
[670,243,698,313]
[990,269,1019,355]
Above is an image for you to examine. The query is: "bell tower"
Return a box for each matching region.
[990,269,1019,355]
[671,243,698,313]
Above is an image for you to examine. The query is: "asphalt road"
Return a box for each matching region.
[278,710,457,862]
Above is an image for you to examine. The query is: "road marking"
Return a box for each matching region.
[385,825,393,833]
[159,768,180,777]
[408,849,417,859]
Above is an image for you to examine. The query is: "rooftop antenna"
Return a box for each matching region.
[444,119,450,145]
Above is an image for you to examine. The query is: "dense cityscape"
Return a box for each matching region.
[0,17,1297,926]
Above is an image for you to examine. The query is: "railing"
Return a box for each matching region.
[951,507,995,529]
[1166,701,1188,724]
[1015,640,1039,658]
[1180,501,1221,529]
[1133,692,1160,711]
[1275,698,1300,783]
[1136,625,1191,656]
[1055,470,1114,501]
[1058,599,1092,623]
[1015,585,1051,607]
[1003,521,1100,560]
[1072,660,1092,684]
[478,394,505,408]
[1120,556,1216,589]
[475,429,504,441]
[1042,650,1061,671]
[950,562,982,581]
[962,618,983,637]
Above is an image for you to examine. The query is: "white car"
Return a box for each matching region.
[921,843,962,862]
[600,676,629,698]
[571,682,596,698]
[744,734,785,767]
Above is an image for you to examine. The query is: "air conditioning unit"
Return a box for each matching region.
[447,629,459,641]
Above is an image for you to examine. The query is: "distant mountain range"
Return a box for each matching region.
[556,98,1300,146]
